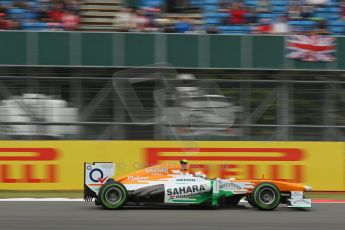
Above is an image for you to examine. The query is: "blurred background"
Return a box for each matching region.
[2,68,345,142]
[0,0,344,34]
[0,0,345,142]
[0,0,344,195]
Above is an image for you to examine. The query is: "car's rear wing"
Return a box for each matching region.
[84,162,115,201]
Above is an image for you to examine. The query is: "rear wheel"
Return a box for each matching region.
[95,198,101,206]
[246,195,257,208]
[250,183,281,211]
[98,182,128,210]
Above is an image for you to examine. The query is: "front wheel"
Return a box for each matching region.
[98,182,128,210]
[250,183,281,211]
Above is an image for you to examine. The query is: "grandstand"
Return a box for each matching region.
[0,0,343,34]
[201,0,344,34]
[81,0,345,34]
[80,0,123,31]
[137,0,345,34]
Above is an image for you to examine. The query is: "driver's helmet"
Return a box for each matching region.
[180,159,188,173]
[194,171,207,179]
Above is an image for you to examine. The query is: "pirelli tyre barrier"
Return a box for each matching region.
[0,141,344,191]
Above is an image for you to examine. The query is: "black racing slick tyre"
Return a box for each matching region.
[250,183,281,211]
[246,195,257,208]
[95,198,101,206]
[98,182,128,210]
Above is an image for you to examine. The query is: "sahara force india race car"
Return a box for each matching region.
[84,160,312,211]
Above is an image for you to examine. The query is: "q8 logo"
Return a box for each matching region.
[85,163,115,184]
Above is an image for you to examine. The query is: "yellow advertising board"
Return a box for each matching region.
[0,141,344,191]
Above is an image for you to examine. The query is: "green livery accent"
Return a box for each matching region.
[211,180,236,207]
[169,193,212,204]
[168,180,236,206]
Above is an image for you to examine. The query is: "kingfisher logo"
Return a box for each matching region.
[0,148,59,183]
[145,147,305,183]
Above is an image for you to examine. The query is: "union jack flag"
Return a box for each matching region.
[286,35,336,62]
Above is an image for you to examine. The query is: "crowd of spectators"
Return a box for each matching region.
[113,7,203,33]
[217,0,293,34]
[115,0,345,35]
[0,0,80,30]
[220,0,342,34]
[0,0,344,35]
[218,0,344,35]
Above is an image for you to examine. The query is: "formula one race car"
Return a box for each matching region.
[84,160,312,211]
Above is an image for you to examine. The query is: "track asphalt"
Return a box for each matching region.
[0,202,343,230]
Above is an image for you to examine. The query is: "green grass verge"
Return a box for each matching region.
[0,191,344,199]
[306,192,345,200]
